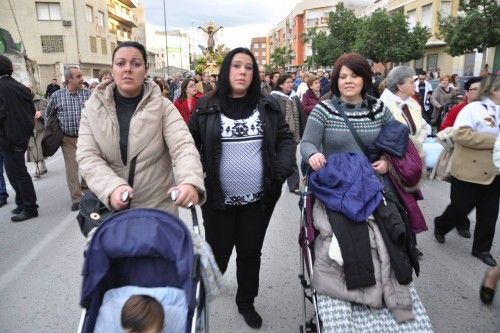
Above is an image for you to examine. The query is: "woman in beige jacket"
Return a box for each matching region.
[434,75,500,267]
[76,41,205,214]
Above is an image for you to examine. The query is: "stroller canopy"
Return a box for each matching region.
[81,208,195,311]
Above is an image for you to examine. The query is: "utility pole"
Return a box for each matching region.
[162,0,169,77]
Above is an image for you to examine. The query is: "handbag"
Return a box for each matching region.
[430,128,454,182]
[41,113,63,157]
[77,156,137,237]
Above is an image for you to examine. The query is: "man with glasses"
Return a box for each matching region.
[414,71,433,123]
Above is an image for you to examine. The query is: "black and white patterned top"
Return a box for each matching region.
[220,109,264,205]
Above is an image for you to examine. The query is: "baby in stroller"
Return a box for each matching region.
[122,294,165,333]
[77,208,223,333]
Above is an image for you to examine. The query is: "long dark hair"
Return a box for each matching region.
[179,77,196,100]
[211,47,261,108]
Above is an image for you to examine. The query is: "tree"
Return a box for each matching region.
[313,3,361,67]
[438,0,500,70]
[270,46,293,69]
[354,9,430,69]
[302,27,318,69]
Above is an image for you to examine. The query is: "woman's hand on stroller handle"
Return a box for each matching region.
[168,184,199,208]
[110,184,134,210]
[308,152,326,171]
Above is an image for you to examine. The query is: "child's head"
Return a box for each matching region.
[121,295,165,333]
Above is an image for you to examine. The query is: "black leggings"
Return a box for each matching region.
[201,201,273,309]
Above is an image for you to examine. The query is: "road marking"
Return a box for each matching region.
[0,212,73,293]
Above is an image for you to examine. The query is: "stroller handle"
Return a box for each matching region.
[190,206,200,234]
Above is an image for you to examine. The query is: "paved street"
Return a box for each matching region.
[0,153,498,332]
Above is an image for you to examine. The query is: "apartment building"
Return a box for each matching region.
[268,0,370,71]
[145,23,191,75]
[271,0,498,75]
[250,37,268,68]
[0,0,144,89]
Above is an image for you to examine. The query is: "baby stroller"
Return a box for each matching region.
[298,174,433,333]
[77,208,208,333]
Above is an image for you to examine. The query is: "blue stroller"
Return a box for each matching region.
[77,208,208,333]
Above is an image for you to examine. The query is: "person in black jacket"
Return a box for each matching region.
[188,47,294,329]
[0,55,38,222]
[45,78,60,99]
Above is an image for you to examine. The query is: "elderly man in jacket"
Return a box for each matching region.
[45,67,91,211]
[0,55,39,222]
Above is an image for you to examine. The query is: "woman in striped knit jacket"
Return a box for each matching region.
[300,52,393,172]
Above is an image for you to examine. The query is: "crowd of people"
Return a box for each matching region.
[0,41,499,331]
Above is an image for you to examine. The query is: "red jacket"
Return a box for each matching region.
[174,92,203,123]
[439,97,468,131]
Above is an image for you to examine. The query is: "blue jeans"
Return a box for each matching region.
[0,152,8,200]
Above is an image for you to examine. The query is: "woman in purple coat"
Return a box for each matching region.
[301,75,321,119]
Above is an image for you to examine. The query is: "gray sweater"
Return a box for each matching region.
[300,96,393,162]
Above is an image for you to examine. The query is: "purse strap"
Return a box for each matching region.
[319,101,367,153]
[125,156,137,208]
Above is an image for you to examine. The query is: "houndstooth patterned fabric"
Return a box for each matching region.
[317,283,433,333]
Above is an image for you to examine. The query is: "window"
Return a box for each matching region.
[414,58,424,72]
[441,1,452,18]
[89,36,97,53]
[36,2,62,21]
[41,35,64,53]
[407,9,416,29]
[427,53,438,71]
[421,4,433,28]
[86,5,93,23]
[97,11,105,27]
[101,38,107,55]
[110,42,116,52]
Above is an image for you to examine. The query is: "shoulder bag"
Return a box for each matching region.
[41,113,63,157]
[77,156,137,237]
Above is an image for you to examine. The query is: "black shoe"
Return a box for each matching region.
[0,198,7,208]
[457,229,471,238]
[434,230,445,244]
[415,248,423,257]
[71,202,80,211]
[238,307,262,329]
[11,206,23,214]
[11,210,38,222]
[472,251,497,267]
[480,269,496,304]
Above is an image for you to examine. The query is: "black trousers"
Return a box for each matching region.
[286,160,300,191]
[436,176,500,253]
[1,145,38,213]
[202,201,272,309]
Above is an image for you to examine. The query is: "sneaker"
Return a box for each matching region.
[238,307,262,329]
[71,202,80,211]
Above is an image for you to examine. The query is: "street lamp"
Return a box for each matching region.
[162,0,169,76]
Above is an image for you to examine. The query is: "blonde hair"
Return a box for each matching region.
[306,75,319,88]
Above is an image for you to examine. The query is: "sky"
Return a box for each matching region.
[139,0,302,50]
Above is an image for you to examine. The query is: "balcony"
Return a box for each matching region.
[108,5,137,28]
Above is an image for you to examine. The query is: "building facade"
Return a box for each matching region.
[0,0,144,91]
[145,23,191,76]
[269,0,497,75]
[250,37,268,68]
[268,0,370,72]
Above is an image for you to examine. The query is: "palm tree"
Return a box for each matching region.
[270,46,294,70]
[302,27,318,69]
